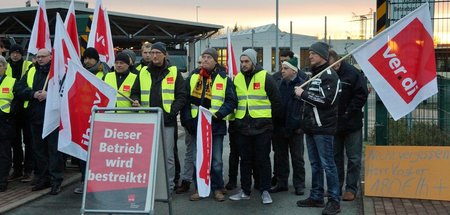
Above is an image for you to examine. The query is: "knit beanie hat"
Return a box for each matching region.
[83,47,100,62]
[9,44,24,55]
[202,48,218,62]
[115,52,130,65]
[151,42,167,54]
[241,48,257,66]
[121,49,136,64]
[309,42,330,61]
[282,57,298,72]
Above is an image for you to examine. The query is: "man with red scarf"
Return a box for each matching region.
[182,48,236,202]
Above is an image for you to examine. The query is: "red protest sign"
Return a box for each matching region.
[87,121,154,192]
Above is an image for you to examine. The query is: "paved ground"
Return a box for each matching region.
[3,127,449,214]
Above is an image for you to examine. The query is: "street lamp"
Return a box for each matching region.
[196,5,200,22]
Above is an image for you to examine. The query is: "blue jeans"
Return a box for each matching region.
[334,129,362,195]
[193,134,224,192]
[306,134,340,202]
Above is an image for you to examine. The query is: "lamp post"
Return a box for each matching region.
[196,5,200,22]
[251,29,255,49]
[275,0,279,73]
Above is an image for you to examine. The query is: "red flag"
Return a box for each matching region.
[226,28,238,80]
[196,106,212,197]
[64,0,81,56]
[353,3,437,120]
[43,13,81,138]
[87,0,115,67]
[58,60,117,160]
[28,0,51,54]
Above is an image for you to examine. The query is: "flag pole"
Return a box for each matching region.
[117,91,134,103]
[21,52,31,78]
[299,2,430,89]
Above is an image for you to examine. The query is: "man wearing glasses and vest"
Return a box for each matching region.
[16,49,64,195]
[138,42,187,192]
[183,48,237,202]
[5,44,34,183]
[229,48,282,205]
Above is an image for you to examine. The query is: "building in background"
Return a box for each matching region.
[199,24,366,73]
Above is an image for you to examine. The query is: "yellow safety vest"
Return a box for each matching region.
[0,76,16,114]
[233,70,272,119]
[189,73,227,118]
[104,72,137,108]
[95,71,105,79]
[6,60,33,78]
[23,67,37,109]
[136,64,148,73]
[139,66,177,113]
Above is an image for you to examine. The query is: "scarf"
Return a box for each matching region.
[191,68,213,109]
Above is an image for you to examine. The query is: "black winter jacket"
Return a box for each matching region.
[275,73,307,137]
[335,61,368,133]
[301,63,341,135]
[16,63,51,125]
[234,66,282,136]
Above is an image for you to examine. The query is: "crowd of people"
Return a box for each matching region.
[0,40,368,215]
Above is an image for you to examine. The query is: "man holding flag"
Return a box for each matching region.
[183,48,237,201]
[294,42,341,215]
[16,49,64,195]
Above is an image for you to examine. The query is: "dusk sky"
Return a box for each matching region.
[2,0,375,39]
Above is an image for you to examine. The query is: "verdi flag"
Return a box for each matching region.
[42,13,80,138]
[87,0,115,67]
[59,60,117,160]
[352,3,437,120]
[195,106,212,197]
[28,0,51,54]
[226,28,238,80]
[64,0,81,56]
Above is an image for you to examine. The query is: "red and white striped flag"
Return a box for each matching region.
[87,0,115,67]
[353,3,437,120]
[28,0,51,54]
[59,60,117,160]
[226,28,238,80]
[196,106,212,197]
[64,0,80,56]
[42,13,81,138]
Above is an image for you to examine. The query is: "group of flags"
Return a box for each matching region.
[25,0,437,195]
[28,0,117,161]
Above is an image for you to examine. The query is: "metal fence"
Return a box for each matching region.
[363,0,450,146]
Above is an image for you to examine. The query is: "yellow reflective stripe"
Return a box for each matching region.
[141,101,149,106]
[247,95,267,100]
[1,104,10,110]
[211,105,221,110]
[163,100,173,104]
[237,106,246,111]
[248,106,271,110]
[237,96,246,100]
[141,90,150,94]
[116,97,129,101]
[162,89,175,94]
[212,95,224,100]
